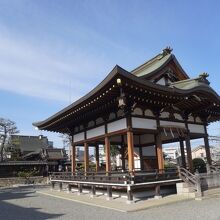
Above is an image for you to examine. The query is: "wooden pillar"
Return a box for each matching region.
[95,144,99,172]
[185,134,193,173]
[155,132,164,171]
[204,125,212,165]
[105,136,111,174]
[127,130,134,172]
[126,115,134,173]
[71,144,76,173]
[120,135,126,171]
[184,119,193,173]
[139,146,144,171]
[155,113,164,171]
[179,139,186,168]
[84,142,89,173]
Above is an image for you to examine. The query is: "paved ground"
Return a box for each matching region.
[1,186,220,220]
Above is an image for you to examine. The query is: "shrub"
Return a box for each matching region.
[18,170,38,179]
[192,158,206,173]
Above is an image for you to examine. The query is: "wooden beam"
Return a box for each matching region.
[105,136,111,173]
[84,142,89,173]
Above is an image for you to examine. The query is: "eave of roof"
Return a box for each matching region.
[33,63,220,130]
[33,65,124,128]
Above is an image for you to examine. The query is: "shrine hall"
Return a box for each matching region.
[33,47,220,200]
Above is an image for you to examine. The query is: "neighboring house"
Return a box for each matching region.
[8,135,53,155]
[192,145,207,160]
[163,147,180,160]
[191,145,220,162]
[116,146,157,170]
[22,147,67,172]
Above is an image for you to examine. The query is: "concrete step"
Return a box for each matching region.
[178,192,196,198]
[176,182,189,188]
[181,187,195,193]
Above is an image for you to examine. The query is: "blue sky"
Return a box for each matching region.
[0,0,220,147]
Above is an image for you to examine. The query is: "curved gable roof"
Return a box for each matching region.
[131,49,189,80]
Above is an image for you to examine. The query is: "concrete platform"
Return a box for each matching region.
[37,189,194,212]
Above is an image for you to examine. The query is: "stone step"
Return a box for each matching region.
[176,182,189,188]
[181,187,195,193]
[178,192,196,198]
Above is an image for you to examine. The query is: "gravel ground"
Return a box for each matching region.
[1,186,220,220]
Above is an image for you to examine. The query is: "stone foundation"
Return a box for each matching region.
[0,176,48,187]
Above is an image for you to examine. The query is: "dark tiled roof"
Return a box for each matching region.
[46,149,66,160]
[10,135,48,153]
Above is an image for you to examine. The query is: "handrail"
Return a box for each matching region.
[209,165,220,172]
[178,167,197,185]
[177,166,202,197]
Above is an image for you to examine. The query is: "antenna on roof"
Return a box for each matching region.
[69,80,72,104]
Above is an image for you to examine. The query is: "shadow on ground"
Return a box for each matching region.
[0,186,63,220]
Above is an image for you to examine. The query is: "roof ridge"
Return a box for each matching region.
[131,47,173,74]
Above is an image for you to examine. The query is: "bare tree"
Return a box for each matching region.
[60,133,72,158]
[0,118,19,162]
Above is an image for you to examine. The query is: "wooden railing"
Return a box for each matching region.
[50,171,130,184]
[49,168,179,185]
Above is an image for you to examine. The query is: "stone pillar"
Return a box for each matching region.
[84,142,89,173]
[179,139,186,168]
[126,185,133,204]
[106,186,112,200]
[90,185,96,198]
[95,145,100,172]
[154,185,162,199]
[105,136,111,174]
[78,183,82,195]
[71,144,76,174]
[58,182,62,192]
[67,184,71,193]
[51,182,55,190]
[204,125,212,165]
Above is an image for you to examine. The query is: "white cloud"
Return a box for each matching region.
[0,25,112,103]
